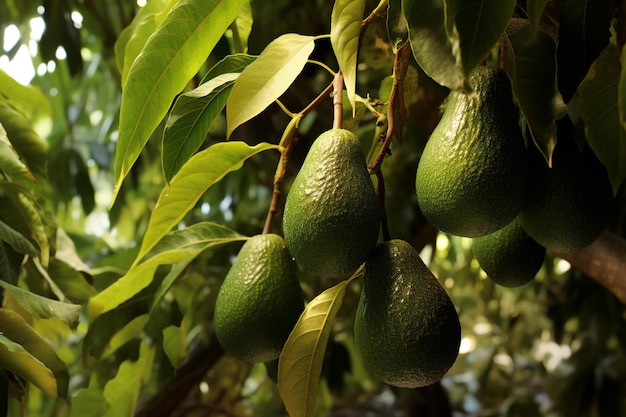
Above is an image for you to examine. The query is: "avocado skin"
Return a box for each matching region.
[519,135,612,253]
[472,217,546,287]
[354,240,461,388]
[214,234,304,363]
[415,66,529,237]
[283,129,380,277]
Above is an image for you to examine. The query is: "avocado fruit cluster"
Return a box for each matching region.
[415,65,613,287]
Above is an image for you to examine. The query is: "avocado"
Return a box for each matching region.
[472,217,546,287]
[283,129,380,277]
[214,234,304,363]
[519,131,613,253]
[415,66,529,237]
[354,239,461,388]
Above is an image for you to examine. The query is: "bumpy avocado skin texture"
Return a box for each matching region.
[283,129,380,277]
[472,217,546,287]
[354,240,461,388]
[415,66,528,238]
[214,234,304,363]
[519,135,612,253]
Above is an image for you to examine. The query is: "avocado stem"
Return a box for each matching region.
[332,71,344,129]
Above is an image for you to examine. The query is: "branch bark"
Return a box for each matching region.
[550,231,626,304]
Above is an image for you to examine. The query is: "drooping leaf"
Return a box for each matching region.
[504,24,566,164]
[0,100,48,179]
[226,34,316,138]
[70,384,109,417]
[404,0,464,90]
[331,0,367,111]
[0,281,81,328]
[135,141,276,265]
[89,222,245,320]
[0,308,68,398]
[387,0,409,52]
[0,218,38,258]
[556,0,613,102]
[162,54,256,180]
[114,0,244,201]
[0,334,56,399]
[100,315,150,359]
[573,43,626,193]
[162,324,187,367]
[5,191,49,267]
[446,0,516,76]
[527,0,548,35]
[231,0,253,53]
[278,279,351,417]
[102,341,154,417]
[47,258,96,303]
[0,70,51,121]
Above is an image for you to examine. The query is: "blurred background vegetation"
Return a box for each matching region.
[1,0,625,416]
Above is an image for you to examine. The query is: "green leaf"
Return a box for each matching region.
[504,24,566,164]
[331,0,367,111]
[404,0,464,90]
[527,0,548,35]
[136,141,276,265]
[0,125,34,183]
[226,34,316,138]
[162,324,187,367]
[89,222,245,320]
[0,100,48,179]
[278,279,351,417]
[0,70,52,121]
[114,0,244,201]
[0,281,81,328]
[387,0,409,52]
[0,334,56,399]
[231,0,252,53]
[447,0,515,76]
[573,43,626,193]
[5,191,49,267]
[48,258,96,303]
[0,308,68,398]
[102,341,154,417]
[70,385,108,417]
[163,54,256,181]
[0,219,38,258]
[100,315,149,359]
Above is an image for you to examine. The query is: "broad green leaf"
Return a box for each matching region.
[114,0,244,201]
[404,0,464,90]
[278,279,351,417]
[102,341,154,417]
[100,314,149,359]
[0,100,48,179]
[446,0,515,76]
[0,70,52,121]
[5,191,49,267]
[48,258,96,303]
[89,222,245,319]
[163,324,187,367]
[0,334,56,399]
[387,0,409,52]
[0,281,81,328]
[504,25,565,164]
[527,0,548,35]
[70,385,108,417]
[0,219,38,257]
[331,0,367,111]
[163,54,256,180]
[135,141,276,265]
[0,127,34,183]
[226,34,315,138]
[231,0,252,53]
[573,43,626,193]
[0,309,68,398]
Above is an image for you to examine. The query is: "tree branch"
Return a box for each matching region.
[550,231,626,304]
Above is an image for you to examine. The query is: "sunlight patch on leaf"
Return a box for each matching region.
[226,34,315,138]
[278,278,353,417]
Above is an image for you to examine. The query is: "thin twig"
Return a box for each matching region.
[375,169,391,241]
[332,71,345,129]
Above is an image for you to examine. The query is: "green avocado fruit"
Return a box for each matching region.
[283,129,380,277]
[472,217,546,287]
[415,66,528,237]
[354,239,461,388]
[214,234,304,363]
[519,131,613,253]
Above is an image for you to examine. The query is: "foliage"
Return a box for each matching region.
[0,0,625,416]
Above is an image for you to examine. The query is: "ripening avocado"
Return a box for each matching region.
[415,66,529,237]
[519,131,613,253]
[214,234,304,363]
[472,217,546,287]
[354,239,461,388]
[283,129,380,277]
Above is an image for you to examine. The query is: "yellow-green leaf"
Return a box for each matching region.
[331,0,367,111]
[278,279,351,417]
[226,34,315,138]
[0,334,56,398]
